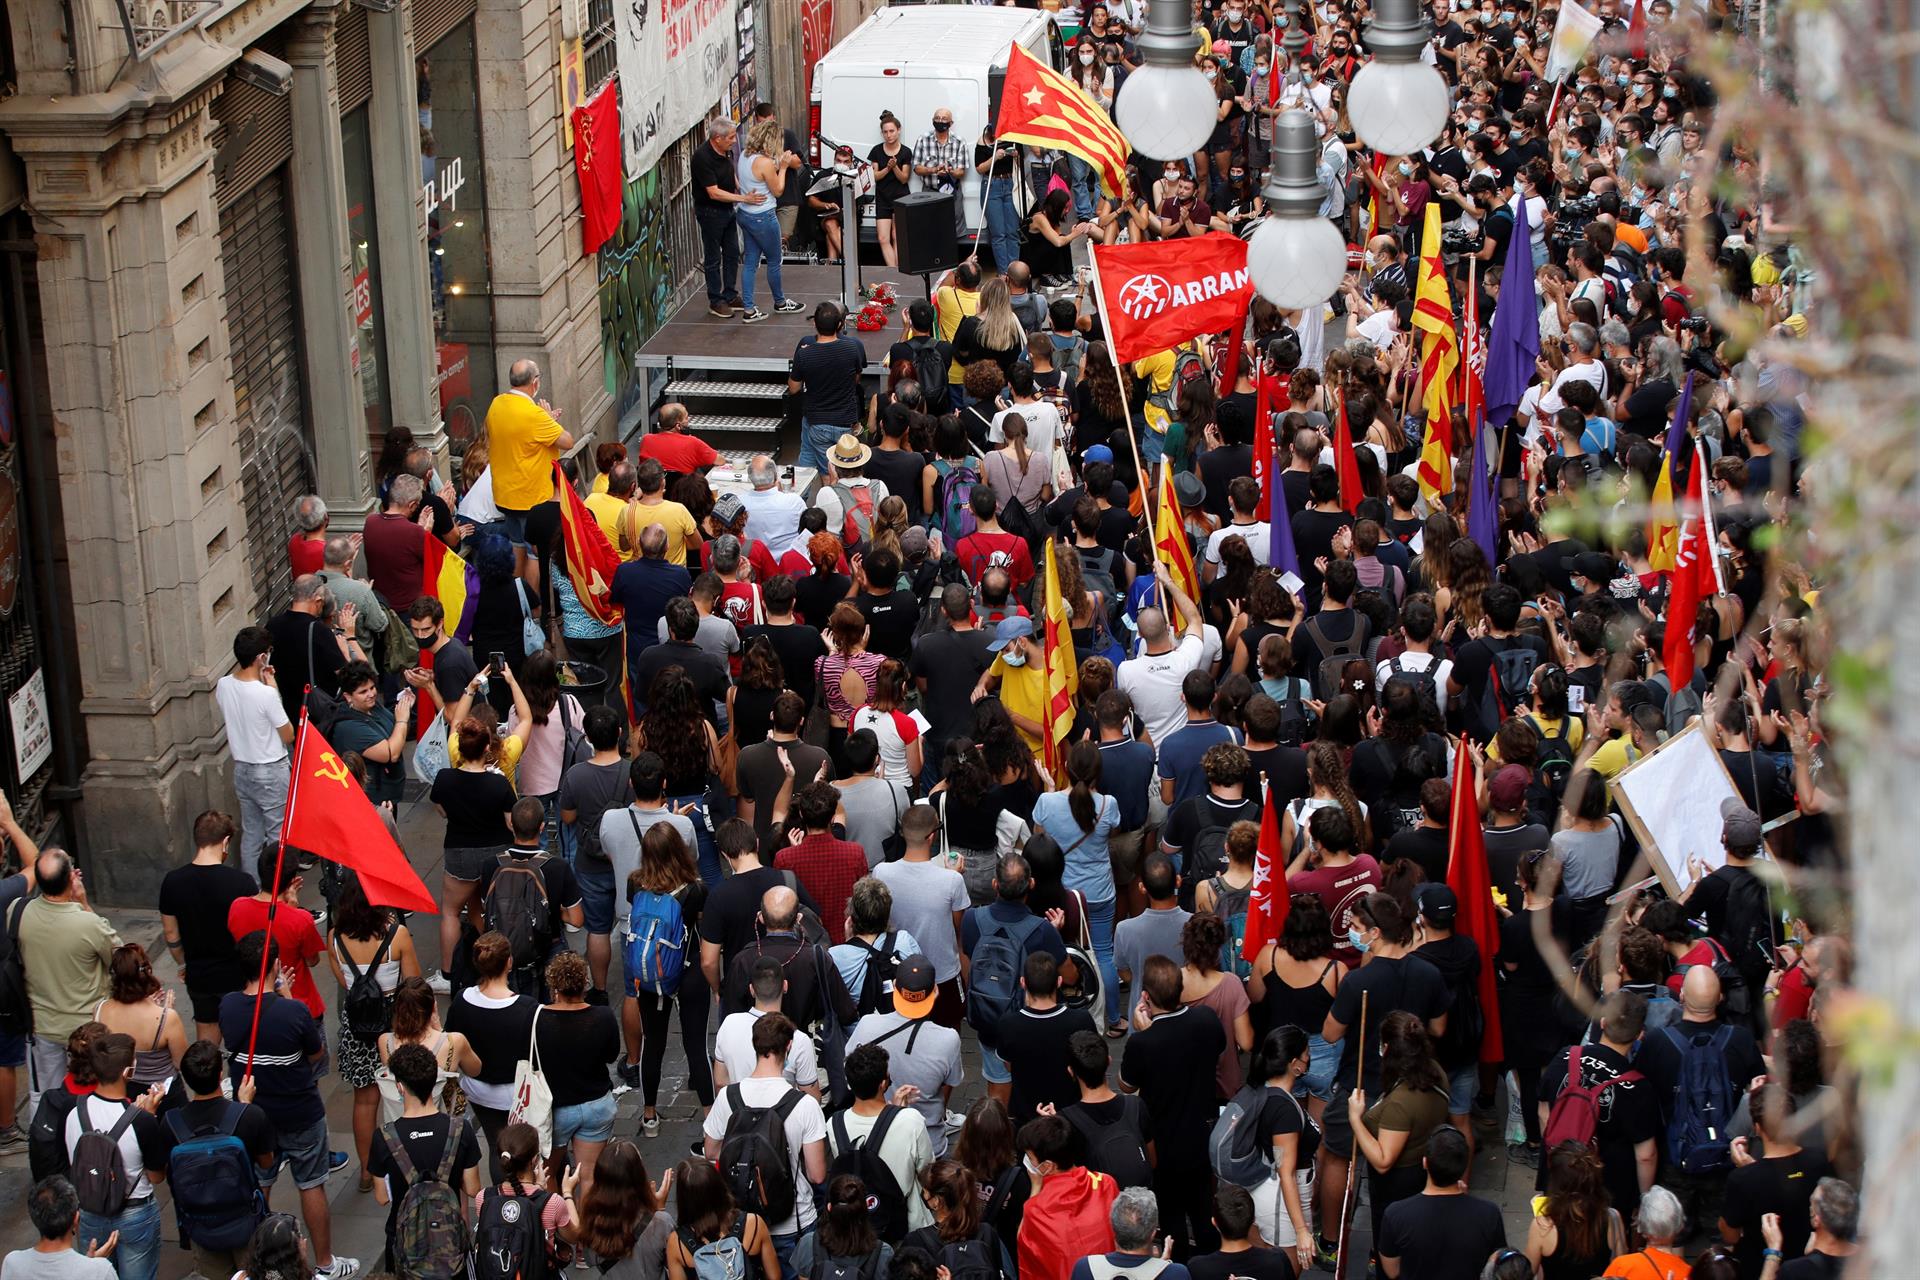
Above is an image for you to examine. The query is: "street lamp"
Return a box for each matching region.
[1247,110,1348,310]
[1112,0,1215,161]
[1346,0,1450,155]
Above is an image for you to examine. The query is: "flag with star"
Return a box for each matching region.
[1040,540,1079,781]
[281,717,437,913]
[1153,458,1201,601]
[1413,201,1459,504]
[995,42,1130,196]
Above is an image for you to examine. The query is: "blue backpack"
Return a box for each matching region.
[623,888,688,998]
[965,908,1044,1048]
[165,1103,267,1250]
[1662,1024,1736,1174]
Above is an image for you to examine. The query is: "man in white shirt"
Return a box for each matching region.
[1534,321,1609,428]
[989,367,1064,461]
[62,1035,167,1280]
[1116,564,1207,750]
[701,1012,828,1269]
[714,957,822,1095]
[737,455,808,559]
[1202,476,1270,580]
[829,1043,936,1232]
[214,625,294,865]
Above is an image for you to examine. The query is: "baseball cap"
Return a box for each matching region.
[893,955,937,1019]
[1570,550,1618,588]
[987,615,1034,652]
[1489,764,1532,812]
[901,526,930,559]
[1416,883,1458,926]
[712,492,746,526]
[1083,444,1115,465]
[1721,798,1763,850]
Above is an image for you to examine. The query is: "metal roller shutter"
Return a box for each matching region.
[336,4,372,115]
[211,26,293,209]
[413,0,475,59]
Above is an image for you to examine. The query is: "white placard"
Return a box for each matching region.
[1611,721,1744,895]
[9,668,50,780]
[616,0,739,176]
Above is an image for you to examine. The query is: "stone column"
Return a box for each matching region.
[285,0,376,523]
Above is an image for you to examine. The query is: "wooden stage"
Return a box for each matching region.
[634,264,933,375]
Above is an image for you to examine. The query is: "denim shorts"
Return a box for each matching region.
[576,859,616,935]
[0,1027,26,1068]
[979,1042,1010,1085]
[551,1092,618,1146]
[262,1117,334,1191]
[1292,1033,1340,1103]
[1446,1064,1478,1115]
[445,845,509,883]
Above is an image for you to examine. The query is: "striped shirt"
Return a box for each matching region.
[218,989,326,1130]
[813,650,885,722]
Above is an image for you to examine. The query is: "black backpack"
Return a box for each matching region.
[907,337,953,414]
[1381,655,1442,727]
[340,921,401,1039]
[912,1226,1002,1280]
[1376,736,1443,841]
[1304,614,1371,700]
[1713,865,1779,986]
[1530,715,1577,802]
[473,1186,558,1280]
[817,1250,887,1280]
[484,853,555,995]
[718,1084,804,1223]
[851,933,905,1020]
[70,1100,138,1217]
[0,895,30,1037]
[828,1108,910,1243]
[29,1088,79,1181]
[1478,639,1540,734]
[1064,1096,1153,1189]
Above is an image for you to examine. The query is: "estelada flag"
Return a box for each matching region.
[422,532,477,643]
[1413,201,1459,505]
[555,462,623,627]
[573,83,624,254]
[1040,541,1079,781]
[996,43,1130,197]
[282,719,437,914]
[1092,234,1253,365]
[1445,749,1504,1063]
[1242,783,1292,964]
[1153,459,1201,603]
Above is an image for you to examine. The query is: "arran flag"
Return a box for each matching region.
[282,719,437,914]
[1243,784,1291,964]
[1333,392,1364,515]
[1093,235,1253,365]
[1444,756,1504,1063]
[996,42,1131,197]
[572,83,624,254]
[422,533,477,644]
[555,462,624,626]
[1040,541,1079,780]
[1662,440,1723,687]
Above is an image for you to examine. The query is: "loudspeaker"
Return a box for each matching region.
[893,190,959,276]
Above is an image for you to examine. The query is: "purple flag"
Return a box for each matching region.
[1481,196,1540,430]
[1269,462,1300,577]
[1467,415,1498,565]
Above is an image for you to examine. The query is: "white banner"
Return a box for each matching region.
[616,0,739,175]
[1545,0,1605,81]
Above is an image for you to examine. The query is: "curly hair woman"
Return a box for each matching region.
[632,666,723,881]
[1246,894,1344,1117]
[1180,913,1254,1097]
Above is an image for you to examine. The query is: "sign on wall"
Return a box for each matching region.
[9,668,49,781]
[617,0,738,174]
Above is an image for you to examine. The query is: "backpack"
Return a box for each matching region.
[1530,715,1577,803]
[165,1103,268,1251]
[557,694,592,776]
[1066,1096,1153,1189]
[1270,678,1314,747]
[1183,819,1236,906]
[388,1118,475,1280]
[29,1089,78,1181]
[832,483,879,547]
[623,882,689,999]
[1478,639,1541,732]
[818,1253,885,1280]
[379,601,422,674]
[965,908,1045,1048]
[340,921,401,1039]
[473,1186,557,1280]
[1208,875,1253,979]
[1434,964,1486,1068]
[69,1100,137,1217]
[0,895,30,1037]
[1303,614,1371,700]
[1076,545,1122,618]
[927,1226,1003,1280]
[1674,936,1752,1023]
[828,1107,910,1243]
[1209,1083,1279,1188]
[1662,1024,1737,1175]
[718,1083,804,1223]
[1712,865,1778,991]
[851,932,904,1019]
[909,337,953,414]
[1382,655,1441,724]
[483,853,556,995]
[935,462,982,545]
[1541,1046,1641,1152]
[1051,332,1087,388]
[679,1223,752,1280]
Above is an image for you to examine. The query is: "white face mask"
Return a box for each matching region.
[1204,68,1218,80]
[1226,6,1244,18]
[1001,649,1029,668]
[1024,1155,1044,1179]
[1080,50,1096,63]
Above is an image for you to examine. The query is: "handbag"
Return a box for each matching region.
[517,581,546,658]
[508,1007,554,1151]
[881,784,907,862]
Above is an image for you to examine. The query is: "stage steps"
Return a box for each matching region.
[649,371,797,464]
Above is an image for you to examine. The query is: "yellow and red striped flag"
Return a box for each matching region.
[421,532,477,643]
[995,43,1130,197]
[1412,201,1459,504]
[1040,540,1078,780]
[1152,459,1201,603]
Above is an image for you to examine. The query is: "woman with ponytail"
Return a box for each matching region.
[791,1175,891,1280]
[1245,1025,1321,1272]
[1031,741,1123,1035]
[1279,741,1372,859]
[480,1122,580,1260]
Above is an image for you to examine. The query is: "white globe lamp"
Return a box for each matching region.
[1346,0,1450,155]
[1112,0,1213,161]
[1247,111,1350,311]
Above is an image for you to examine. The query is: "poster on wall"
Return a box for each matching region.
[616,0,738,174]
[9,668,49,780]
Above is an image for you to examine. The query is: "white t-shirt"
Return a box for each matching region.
[215,674,290,765]
[701,1075,828,1235]
[457,468,503,523]
[827,1106,937,1231]
[1374,650,1454,717]
[989,401,1063,461]
[714,1009,820,1089]
[851,706,929,786]
[1355,308,1400,351]
[1117,632,1207,749]
[737,486,809,558]
[64,1096,156,1202]
[1204,522,1271,568]
[1538,360,1608,419]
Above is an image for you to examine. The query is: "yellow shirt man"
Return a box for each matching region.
[935,281,981,384]
[620,495,700,565]
[485,370,571,510]
[583,491,631,560]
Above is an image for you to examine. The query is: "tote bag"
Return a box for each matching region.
[508,1007,554,1151]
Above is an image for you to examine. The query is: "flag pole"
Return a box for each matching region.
[1084,246,1166,618]
[244,702,304,1085]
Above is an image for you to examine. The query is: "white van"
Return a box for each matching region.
[811,5,1064,232]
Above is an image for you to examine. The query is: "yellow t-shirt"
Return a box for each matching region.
[935,284,981,382]
[1134,349,1177,435]
[621,497,701,565]
[583,492,631,560]
[445,737,524,792]
[484,392,565,510]
[992,654,1050,756]
[1488,712,1586,762]
[1587,734,1636,780]
[591,473,610,495]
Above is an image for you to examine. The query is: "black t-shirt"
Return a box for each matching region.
[1289,509,1354,608]
[1163,793,1261,861]
[1722,1148,1835,1279]
[429,638,480,710]
[693,141,737,210]
[559,759,633,866]
[1537,1042,1658,1216]
[1375,1192,1508,1279]
[740,622,829,709]
[869,143,913,205]
[532,1004,622,1106]
[794,572,852,632]
[445,990,539,1087]
[1414,934,1480,1070]
[631,640,731,723]
[1450,634,1553,741]
[1780,1253,1848,1280]
[1384,827,1450,885]
[1187,1249,1296,1280]
[994,1003,1098,1124]
[699,866,819,971]
[1482,823,1549,909]
[432,768,517,850]
[157,863,258,991]
[909,627,995,741]
[1690,862,1780,976]
[476,848,583,943]
[1327,954,1449,1094]
[1256,1083,1321,1167]
[266,610,345,724]
[1119,1004,1228,1172]
[368,1112,483,1240]
[856,588,921,663]
[1243,744,1309,810]
[792,336,867,427]
[1197,445,1253,522]
[867,449,928,522]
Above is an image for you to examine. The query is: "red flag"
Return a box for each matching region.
[1251,372,1274,512]
[282,720,437,914]
[1662,451,1719,687]
[1244,784,1291,963]
[573,83,624,254]
[555,462,623,627]
[1444,754,1504,1063]
[1091,235,1253,365]
[1627,0,1648,58]
[1215,297,1251,398]
[1334,391,1364,515]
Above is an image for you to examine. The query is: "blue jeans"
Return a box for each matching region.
[738,212,786,311]
[232,759,289,867]
[1085,895,1123,1026]
[773,1233,801,1276]
[1141,427,1166,469]
[80,1196,162,1280]
[576,859,616,935]
[1067,154,1097,222]
[696,205,741,306]
[798,418,850,475]
[985,178,1022,271]
[671,792,724,886]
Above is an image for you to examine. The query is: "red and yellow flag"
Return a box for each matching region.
[1152,459,1200,603]
[555,462,623,627]
[421,532,477,644]
[995,42,1130,197]
[1040,540,1079,780]
[1413,201,1459,504]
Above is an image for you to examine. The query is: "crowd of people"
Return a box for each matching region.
[0,0,1855,1279]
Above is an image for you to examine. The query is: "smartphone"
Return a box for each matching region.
[1568,683,1587,714]
[489,651,506,672]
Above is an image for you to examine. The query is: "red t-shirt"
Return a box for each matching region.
[228,897,328,1017]
[637,432,721,474]
[955,530,1035,588]
[1665,938,1723,998]
[1288,853,1384,967]
[288,534,326,579]
[1772,960,1814,1028]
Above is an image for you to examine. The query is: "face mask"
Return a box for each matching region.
[1204,68,1218,80]
[1363,250,1378,269]
[1465,118,1482,132]
[1564,146,1581,160]
[1499,9,1515,19]
[1626,296,1640,315]
[1080,50,1096,63]
[1226,7,1243,18]
[1001,649,1028,668]
[1347,927,1373,954]
[1255,60,1270,74]
[1230,170,1246,182]
[1398,161,1414,177]
[1617,72,1632,86]
[1166,167,1183,180]
[1662,85,1678,98]
[934,119,950,131]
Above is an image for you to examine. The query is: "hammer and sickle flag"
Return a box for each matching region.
[281,718,437,913]
[573,82,624,254]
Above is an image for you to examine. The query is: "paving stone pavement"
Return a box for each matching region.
[0,789,1539,1279]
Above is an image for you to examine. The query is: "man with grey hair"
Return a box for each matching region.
[739,454,806,559]
[316,535,388,646]
[1534,319,1608,433]
[265,573,357,724]
[1764,1176,1857,1276]
[1116,563,1206,749]
[361,470,430,612]
[1070,1187,1184,1280]
[289,493,331,577]
[695,116,760,317]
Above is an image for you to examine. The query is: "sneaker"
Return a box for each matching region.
[708,303,734,318]
[1507,1141,1541,1169]
[688,1139,706,1158]
[314,1256,361,1280]
[587,987,610,1007]
[0,1126,25,1155]
[618,1061,641,1090]
[1313,1238,1338,1272]
[426,970,452,995]
[642,1114,660,1139]
[943,1110,967,1134]
[741,307,768,324]
[772,298,804,314]
[328,1150,351,1173]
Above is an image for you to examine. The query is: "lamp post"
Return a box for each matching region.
[1112,0,1217,160]
[1247,110,1348,310]
[1346,0,1451,154]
